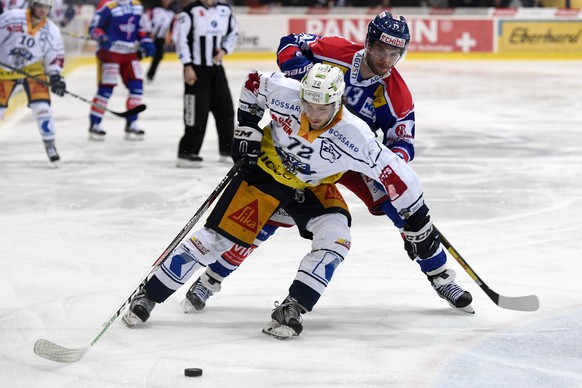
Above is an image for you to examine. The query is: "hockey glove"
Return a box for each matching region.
[232,124,263,168]
[280,55,313,81]
[401,215,440,261]
[96,34,111,50]
[140,38,156,58]
[49,74,66,97]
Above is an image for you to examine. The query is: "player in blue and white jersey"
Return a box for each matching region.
[87,0,155,140]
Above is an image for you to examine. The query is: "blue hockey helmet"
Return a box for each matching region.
[366,11,411,52]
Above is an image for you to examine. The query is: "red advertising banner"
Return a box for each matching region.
[289,17,494,53]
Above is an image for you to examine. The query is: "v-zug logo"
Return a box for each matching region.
[320,141,341,163]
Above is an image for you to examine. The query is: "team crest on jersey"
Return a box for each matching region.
[320,141,341,163]
[228,200,259,232]
[119,16,137,39]
[9,48,33,68]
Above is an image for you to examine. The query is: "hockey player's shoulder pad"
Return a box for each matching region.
[385,68,413,119]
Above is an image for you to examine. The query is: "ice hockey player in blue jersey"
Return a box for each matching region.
[87,0,155,140]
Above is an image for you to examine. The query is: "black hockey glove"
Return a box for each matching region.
[401,215,440,261]
[232,124,263,168]
[49,74,66,97]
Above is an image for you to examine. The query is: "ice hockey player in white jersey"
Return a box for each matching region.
[122,64,471,339]
[0,0,73,26]
[0,0,66,163]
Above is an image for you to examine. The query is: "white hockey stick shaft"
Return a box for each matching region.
[34,159,245,362]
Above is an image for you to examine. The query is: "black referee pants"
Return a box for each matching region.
[179,64,234,157]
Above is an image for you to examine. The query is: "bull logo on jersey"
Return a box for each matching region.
[244,71,260,96]
[119,16,136,40]
[379,165,408,201]
[320,141,341,163]
[9,48,32,68]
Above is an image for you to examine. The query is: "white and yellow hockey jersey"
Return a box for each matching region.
[0,8,64,80]
[238,70,425,215]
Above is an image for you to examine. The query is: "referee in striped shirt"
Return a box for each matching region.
[175,0,238,167]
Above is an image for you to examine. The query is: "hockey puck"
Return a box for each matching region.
[184,368,203,377]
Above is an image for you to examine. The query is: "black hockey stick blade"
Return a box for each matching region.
[434,226,540,312]
[34,339,89,363]
[112,103,147,118]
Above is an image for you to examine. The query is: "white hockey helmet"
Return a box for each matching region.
[30,0,54,6]
[299,63,345,121]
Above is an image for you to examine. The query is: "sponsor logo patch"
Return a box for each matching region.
[228,199,259,232]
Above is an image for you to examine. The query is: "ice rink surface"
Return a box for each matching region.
[1,58,581,388]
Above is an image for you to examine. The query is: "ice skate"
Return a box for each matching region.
[88,122,106,141]
[124,122,145,141]
[181,272,221,313]
[43,140,60,163]
[122,289,156,327]
[262,296,304,339]
[428,268,474,314]
[176,153,203,168]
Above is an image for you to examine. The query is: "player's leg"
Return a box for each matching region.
[124,171,282,326]
[342,171,473,312]
[89,54,118,140]
[181,208,295,312]
[263,184,352,339]
[401,203,473,313]
[120,56,145,140]
[23,77,60,162]
[0,79,17,120]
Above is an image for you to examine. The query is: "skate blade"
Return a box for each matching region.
[88,133,106,141]
[180,298,202,313]
[124,132,145,141]
[447,302,475,314]
[176,159,202,168]
[262,320,298,340]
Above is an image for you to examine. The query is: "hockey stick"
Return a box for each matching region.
[34,159,245,363]
[434,226,539,312]
[60,30,96,41]
[0,61,146,118]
